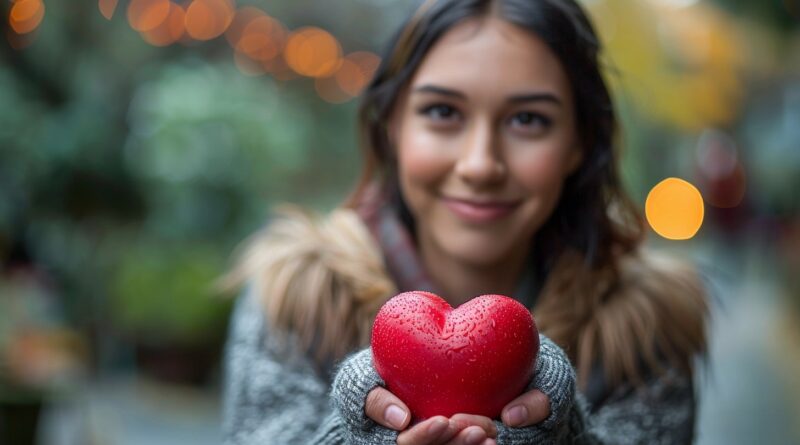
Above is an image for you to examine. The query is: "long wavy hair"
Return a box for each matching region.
[343,0,707,388]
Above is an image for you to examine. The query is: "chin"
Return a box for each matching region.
[439,233,513,268]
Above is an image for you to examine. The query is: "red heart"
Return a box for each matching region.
[371,291,538,420]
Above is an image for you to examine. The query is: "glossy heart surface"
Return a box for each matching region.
[371,291,538,419]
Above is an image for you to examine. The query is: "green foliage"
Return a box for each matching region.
[111,243,231,344]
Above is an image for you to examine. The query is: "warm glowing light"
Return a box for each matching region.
[336,51,381,96]
[127,0,170,32]
[99,0,119,20]
[9,0,45,35]
[695,128,747,208]
[184,0,235,41]
[645,178,704,240]
[316,76,351,104]
[236,15,286,61]
[141,2,185,47]
[225,6,266,47]
[284,27,342,78]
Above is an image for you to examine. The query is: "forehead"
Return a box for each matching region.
[410,17,571,98]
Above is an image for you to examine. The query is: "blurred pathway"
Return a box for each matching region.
[39,377,220,445]
[695,239,800,445]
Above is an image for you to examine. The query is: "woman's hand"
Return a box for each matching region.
[499,389,551,427]
[330,336,573,444]
[366,386,498,445]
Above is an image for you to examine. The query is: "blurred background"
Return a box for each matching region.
[0,0,798,444]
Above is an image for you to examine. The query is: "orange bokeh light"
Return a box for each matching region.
[336,51,381,96]
[98,0,119,20]
[141,2,185,47]
[284,27,342,78]
[645,177,705,240]
[316,76,351,104]
[225,6,266,47]
[127,0,170,32]
[184,0,235,41]
[236,15,286,62]
[9,0,45,35]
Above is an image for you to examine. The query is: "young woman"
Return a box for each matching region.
[221,0,708,444]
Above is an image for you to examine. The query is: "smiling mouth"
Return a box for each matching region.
[441,197,520,223]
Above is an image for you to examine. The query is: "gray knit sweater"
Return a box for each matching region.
[222,290,697,444]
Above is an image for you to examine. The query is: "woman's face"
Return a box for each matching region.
[390,17,583,268]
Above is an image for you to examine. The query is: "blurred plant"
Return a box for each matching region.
[110,243,231,345]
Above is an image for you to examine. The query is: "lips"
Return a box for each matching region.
[442,196,520,223]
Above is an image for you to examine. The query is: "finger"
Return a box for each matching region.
[481,439,497,445]
[397,416,451,445]
[365,387,410,430]
[501,389,550,427]
[449,413,497,438]
[443,425,487,445]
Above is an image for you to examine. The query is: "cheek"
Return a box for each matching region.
[513,149,570,191]
[397,129,454,190]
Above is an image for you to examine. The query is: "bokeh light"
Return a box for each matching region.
[98,0,119,20]
[587,0,744,131]
[645,177,705,240]
[336,51,381,96]
[9,0,46,35]
[224,6,265,47]
[140,2,185,47]
[184,0,235,41]
[235,15,286,62]
[696,129,747,208]
[127,0,170,33]
[315,76,351,104]
[284,27,342,78]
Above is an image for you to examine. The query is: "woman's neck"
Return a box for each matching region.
[417,237,529,308]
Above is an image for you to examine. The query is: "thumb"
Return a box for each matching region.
[501,389,550,427]
[365,386,411,431]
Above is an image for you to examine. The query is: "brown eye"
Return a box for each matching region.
[509,112,551,132]
[419,104,460,122]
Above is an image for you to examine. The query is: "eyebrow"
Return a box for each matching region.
[413,84,562,106]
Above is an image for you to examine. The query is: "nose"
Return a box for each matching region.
[454,120,507,186]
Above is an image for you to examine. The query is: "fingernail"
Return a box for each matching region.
[385,404,408,429]
[427,418,448,436]
[465,427,485,445]
[505,405,528,426]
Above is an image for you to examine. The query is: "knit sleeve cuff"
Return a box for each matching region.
[309,411,348,444]
[533,334,576,431]
[330,347,398,444]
